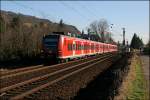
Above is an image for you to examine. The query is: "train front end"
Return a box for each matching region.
[42,34,60,59]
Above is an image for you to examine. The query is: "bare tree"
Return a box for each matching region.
[89,20,98,34]
[97,19,109,42]
[88,19,109,42]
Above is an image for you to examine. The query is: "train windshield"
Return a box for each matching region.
[43,35,59,51]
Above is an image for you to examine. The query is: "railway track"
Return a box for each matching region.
[0,65,43,77]
[0,53,110,77]
[0,53,111,88]
[0,53,112,78]
[0,53,116,100]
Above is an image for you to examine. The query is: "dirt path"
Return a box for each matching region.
[140,55,149,95]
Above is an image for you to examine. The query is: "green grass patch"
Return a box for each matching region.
[126,62,147,100]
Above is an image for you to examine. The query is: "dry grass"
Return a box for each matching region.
[114,54,136,100]
[114,54,148,100]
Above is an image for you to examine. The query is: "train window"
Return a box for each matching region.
[76,43,79,50]
[82,44,83,50]
[71,44,72,50]
[64,39,66,45]
[81,44,84,50]
[68,44,69,50]
[76,44,78,50]
[87,45,88,50]
[79,44,81,50]
[70,44,72,50]
[43,35,59,51]
[68,43,73,51]
[84,44,86,50]
[92,45,94,50]
[91,44,94,50]
[90,45,91,49]
[68,44,70,51]
[73,44,76,50]
[86,45,88,50]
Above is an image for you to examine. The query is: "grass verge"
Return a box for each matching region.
[126,55,148,100]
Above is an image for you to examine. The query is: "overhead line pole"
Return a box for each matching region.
[122,28,125,46]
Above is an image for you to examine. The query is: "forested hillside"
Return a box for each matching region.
[0,10,80,61]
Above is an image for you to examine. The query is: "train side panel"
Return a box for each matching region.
[55,35,118,60]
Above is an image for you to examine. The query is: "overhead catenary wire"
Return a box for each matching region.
[10,1,57,22]
[59,1,96,32]
[59,1,91,23]
[10,1,94,32]
[77,2,99,20]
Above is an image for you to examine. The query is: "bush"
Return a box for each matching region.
[143,47,150,55]
[0,22,5,33]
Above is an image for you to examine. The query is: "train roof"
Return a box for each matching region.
[44,34,117,46]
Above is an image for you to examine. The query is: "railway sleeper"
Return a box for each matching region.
[24,96,33,99]
[27,91,42,98]
[3,92,16,97]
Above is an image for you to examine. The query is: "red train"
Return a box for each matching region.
[42,34,117,62]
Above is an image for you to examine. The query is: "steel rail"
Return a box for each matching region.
[0,53,110,80]
[0,65,43,76]
[0,54,112,95]
[0,54,113,89]
[1,54,113,100]
[11,56,113,100]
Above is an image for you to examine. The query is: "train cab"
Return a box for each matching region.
[42,34,60,58]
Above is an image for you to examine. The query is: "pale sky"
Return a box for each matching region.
[1,1,149,44]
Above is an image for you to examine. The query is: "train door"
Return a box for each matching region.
[72,40,76,57]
